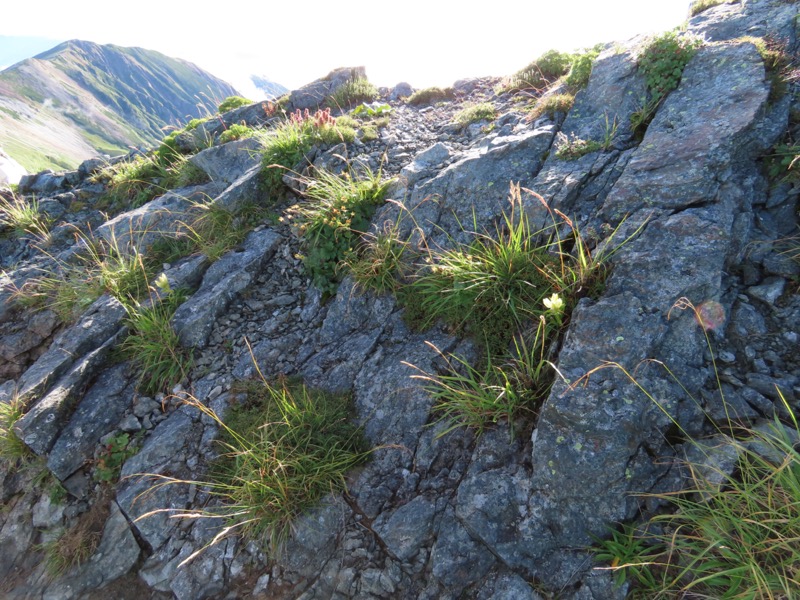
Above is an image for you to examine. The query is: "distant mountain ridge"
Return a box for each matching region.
[250,74,288,99]
[0,40,240,173]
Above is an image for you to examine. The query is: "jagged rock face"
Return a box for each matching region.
[1,1,799,598]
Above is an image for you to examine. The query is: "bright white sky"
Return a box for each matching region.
[0,0,692,98]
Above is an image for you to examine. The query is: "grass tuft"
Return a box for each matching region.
[0,193,51,240]
[137,373,369,559]
[288,163,394,296]
[407,87,455,106]
[589,300,800,597]
[0,392,31,465]
[326,77,379,109]
[120,288,192,395]
[453,102,497,127]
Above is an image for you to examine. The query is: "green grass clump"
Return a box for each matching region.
[175,376,368,554]
[218,96,253,114]
[41,495,109,578]
[0,393,30,465]
[453,102,497,127]
[527,93,575,122]
[588,298,800,598]
[343,216,410,295]
[0,193,51,240]
[95,153,209,213]
[218,123,255,144]
[555,133,603,160]
[738,36,792,104]
[406,87,455,106]
[258,108,356,198]
[120,287,191,395]
[401,184,637,434]
[505,49,574,92]
[593,401,800,597]
[17,232,153,323]
[690,0,726,16]
[289,165,393,296]
[326,78,379,109]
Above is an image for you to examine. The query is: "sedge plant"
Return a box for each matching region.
[589,298,800,598]
[135,365,369,562]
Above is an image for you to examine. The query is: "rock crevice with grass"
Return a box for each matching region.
[1,1,800,598]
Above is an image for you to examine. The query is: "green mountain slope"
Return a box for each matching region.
[0,40,239,173]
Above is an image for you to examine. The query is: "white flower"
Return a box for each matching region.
[543,293,564,312]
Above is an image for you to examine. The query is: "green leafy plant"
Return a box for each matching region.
[638,31,701,101]
[288,164,394,296]
[120,287,191,395]
[326,77,378,109]
[0,193,51,240]
[564,45,603,88]
[140,374,369,558]
[590,523,661,589]
[453,102,497,127]
[765,143,800,183]
[407,87,455,106]
[94,433,140,483]
[218,123,255,144]
[218,95,252,114]
[352,102,392,117]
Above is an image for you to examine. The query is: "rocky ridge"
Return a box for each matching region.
[1,1,799,599]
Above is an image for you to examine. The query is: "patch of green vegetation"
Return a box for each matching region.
[218,123,255,144]
[327,78,379,109]
[93,432,141,483]
[288,164,393,296]
[527,93,575,122]
[0,193,52,240]
[343,216,410,295]
[0,392,31,466]
[120,286,192,395]
[94,153,209,213]
[453,102,497,127]
[184,376,369,553]
[406,87,455,106]
[638,31,702,101]
[738,36,793,105]
[218,96,253,114]
[258,108,357,198]
[765,143,800,183]
[690,0,726,16]
[40,495,110,578]
[589,305,800,598]
[629,31,702,138]
[505,49,574,92]
[402,185,634,434]
[564,45,603,88]
[555,133,603,160]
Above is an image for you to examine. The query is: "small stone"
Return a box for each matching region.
[747,277,786,305]
[119,414,142,432]
[718,350,736,364]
